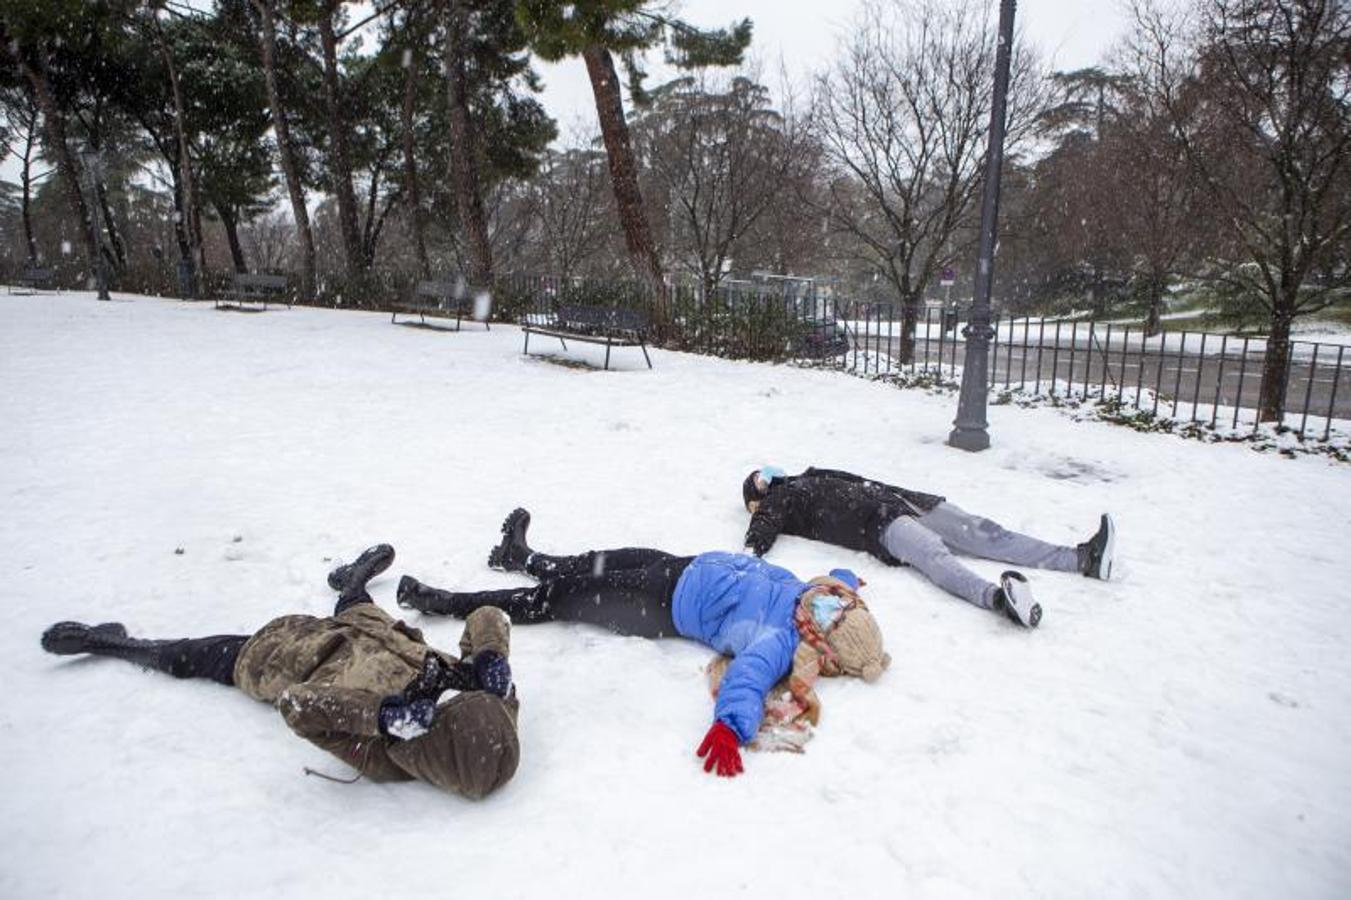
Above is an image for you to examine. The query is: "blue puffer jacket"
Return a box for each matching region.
[671,551,809,744]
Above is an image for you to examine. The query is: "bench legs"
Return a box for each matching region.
[640,341,653,369]
[604,341,612,371]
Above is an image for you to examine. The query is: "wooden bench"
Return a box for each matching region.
[391,280,489,330]
[215,273,290,310]
[522,304,653,370]
[8,266,57,294]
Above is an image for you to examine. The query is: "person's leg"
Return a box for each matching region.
[525,547,678,580]
[880,517,1001,610]
[916,502,1082,573]
[400,555,693,638]
[41,622,247,686]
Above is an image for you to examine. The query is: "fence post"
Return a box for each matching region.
[1171,331,1187,418]
[1299,343,1320,439]
[1212,335,1228,428]
[1190,333,1207,423]
[1325,345,1344,442]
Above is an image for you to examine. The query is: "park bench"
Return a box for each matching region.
[8,265,57,294]
[391,280,489,330]
[522,304,653,370]
[215,272,290,311]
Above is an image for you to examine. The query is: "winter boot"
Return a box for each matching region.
[487,508,533,573]
[993,572,1042,629]
[41,621,169,665]
[398,576,543,623]
[1078,514,1116,581]
[328,543,396,592]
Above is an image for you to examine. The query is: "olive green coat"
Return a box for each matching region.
[234,603,518,799]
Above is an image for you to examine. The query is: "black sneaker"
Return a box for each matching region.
[41,621,128,655]
[487,508,532,572]
[1079,514,1116,581]
[328,544,396,592]
[995,572,1042,628]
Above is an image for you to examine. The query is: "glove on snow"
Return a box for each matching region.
[378,696,436,741]
[403,652,477,703]
[696,721,744,777]
[471,650,513,699]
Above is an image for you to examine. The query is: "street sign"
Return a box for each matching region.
[940,268,956,287]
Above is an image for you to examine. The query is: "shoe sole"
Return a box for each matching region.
[1096,516,1116,581]
[488,509,530,570]
[1000,572,1041,629]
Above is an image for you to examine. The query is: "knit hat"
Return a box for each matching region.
[799,576,890,683]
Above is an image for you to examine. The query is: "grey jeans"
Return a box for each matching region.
[880,502,1082,610]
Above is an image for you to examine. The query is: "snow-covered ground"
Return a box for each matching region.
[2,291,1348,900]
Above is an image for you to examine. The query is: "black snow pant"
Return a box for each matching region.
[409,548,694,639]
[128,592,369,686]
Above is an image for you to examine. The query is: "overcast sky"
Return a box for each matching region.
[536,0,1134,139]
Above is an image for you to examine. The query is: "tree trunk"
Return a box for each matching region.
[217,203,248,273]
[1143,270,1164,338]
[401,42,430,279]
[1258,307,1294,424]
[582,45,666,320]
[95,179,127,271]
[19,107,38,265]
[152,9,200,296]
[898,296,919,365]
[444,0,493,289]
[169,161,193,272]
[14,50,98,269]
[253,0,316,300]
[318,6,364,279]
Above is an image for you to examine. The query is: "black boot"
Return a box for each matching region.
[398,575,544,623]
[487,509,533,573]
[41,621,168,665]
[328,543,396,607]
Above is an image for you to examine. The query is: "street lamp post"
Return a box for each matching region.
[948,0,1017,452]
[81,150,111,301]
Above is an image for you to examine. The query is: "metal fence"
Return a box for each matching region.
[842,307,1349,442]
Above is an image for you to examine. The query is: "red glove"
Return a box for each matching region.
[696,721,744,777]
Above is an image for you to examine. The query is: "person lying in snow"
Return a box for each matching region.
[40,545,519,800]
[741,466,1118,630]
[396,509,891,778]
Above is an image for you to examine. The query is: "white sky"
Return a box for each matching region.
[536,0,1133,137]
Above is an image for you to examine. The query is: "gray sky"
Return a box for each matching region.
[536,0,1133,136]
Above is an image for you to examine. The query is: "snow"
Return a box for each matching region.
[2,291,1349,899]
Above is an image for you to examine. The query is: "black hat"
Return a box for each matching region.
[742,470,764,509]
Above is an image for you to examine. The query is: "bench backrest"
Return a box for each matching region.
[557,304,650,335]
[21,267,55,282]
[233,273,288,292]
[415,280,471,304]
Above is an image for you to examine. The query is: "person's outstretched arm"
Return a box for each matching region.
[696,628,795,777]
[745,490,790,556]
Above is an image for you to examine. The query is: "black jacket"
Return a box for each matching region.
[744,467,945,563]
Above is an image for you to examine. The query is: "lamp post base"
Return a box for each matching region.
[947,425,990,452]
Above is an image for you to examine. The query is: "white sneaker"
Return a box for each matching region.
[998,571,1042,628]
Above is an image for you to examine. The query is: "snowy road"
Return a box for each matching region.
[2,292,1348,900]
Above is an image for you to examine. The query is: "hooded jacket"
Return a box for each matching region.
[671,552,808,744]
[745,467,945,562]
[233,603,518,799]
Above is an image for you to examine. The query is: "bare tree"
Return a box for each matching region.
[1130,0,1351,421]
[639,72,816,295]
[812,0,1046,362]
[525,144,614,279]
